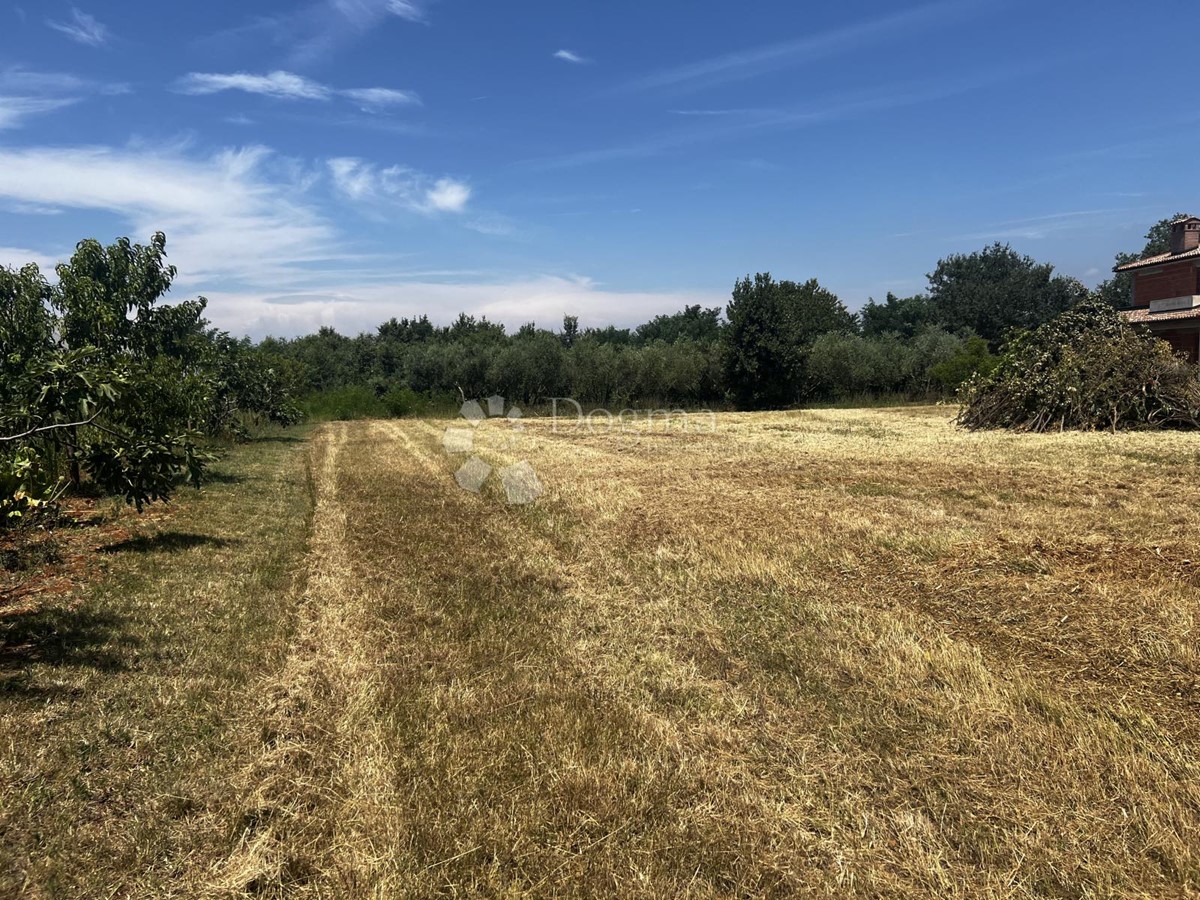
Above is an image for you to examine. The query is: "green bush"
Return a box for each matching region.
[301,386,388,421]
[381,385,428,417]
[957,301,1200,431]
[929,336,997,393]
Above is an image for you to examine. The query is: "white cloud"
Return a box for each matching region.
[466,214,516,237]
[176,70,332,101]
[6,202,63,216]
[176,71,420,115]
[0,142,711,340]
[331,0,426,26]
[0,66,128,130]
[425,178,470,213]
[0,245,62,273]
[386,0,426,22]
[328,157,470,214]
[197,1,429,68]
[553,49,588,64]
[0,97,77,130]
[327,157,375,200]
[204,276,725,338]
[46,7,109,46]
[0,66,128,96]
[0,144,338,289]
[340,86,421,110]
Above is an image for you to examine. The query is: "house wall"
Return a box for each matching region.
[1155,328,1200,363]
[1133,261,1200,306]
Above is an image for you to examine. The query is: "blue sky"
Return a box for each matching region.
[0,0,1194,337]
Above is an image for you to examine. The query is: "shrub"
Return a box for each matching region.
[929,336,997,393]
[957,301,1200,431]
[301,386,388,421]
[381,385,427,417]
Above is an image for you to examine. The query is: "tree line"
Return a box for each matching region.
[269,234,1140,414]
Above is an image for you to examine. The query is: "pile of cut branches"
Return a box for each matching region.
[957,300,1200,431]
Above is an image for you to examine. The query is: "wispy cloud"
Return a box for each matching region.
[532,65,1036,169]
[341,86,421,111]
[0,144,712,338]
[0,245,62,272]
[554,49,589,64]
[177,71,331,101]
[0,144,338,288]
[46,7,110,46]
[200,0,430,66]
[0,97,77,130]
[176,70,420,113]
[0,66,127,130]
[620,0,985,93]
[333,0,429,26]
[668,108,777,117]
[0,66,129,96]
[385,0,426,23]
[328,157,470,213]
[954,208,1153,243]
[466,214,517,237]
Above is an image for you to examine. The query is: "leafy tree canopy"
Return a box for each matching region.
[2,233,299,520]
[723,273,856,409]
[927,242,1086,348]
[860,292,933,339]
[636,305,723,345]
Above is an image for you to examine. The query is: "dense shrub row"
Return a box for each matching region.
[269,292,995,415]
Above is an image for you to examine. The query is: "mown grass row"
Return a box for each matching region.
[0,431,313,898]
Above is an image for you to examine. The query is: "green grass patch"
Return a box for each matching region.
[0,427,313,897]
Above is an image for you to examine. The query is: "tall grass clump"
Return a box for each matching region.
[301,385,458,421]
[301,386,389,421]
[957,300,1200,432]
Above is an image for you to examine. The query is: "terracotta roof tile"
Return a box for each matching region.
[1121,306,1200,323]
[1115,246,1200,272]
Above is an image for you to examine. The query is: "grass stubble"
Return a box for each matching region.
[218,408,1200,896]
[3,408,1200,896]
[0,432,313,898]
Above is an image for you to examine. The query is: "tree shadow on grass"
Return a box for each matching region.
[0,603,133,699]
[248,434,306,445]
[99,531,239,554]
[202,470,244,486]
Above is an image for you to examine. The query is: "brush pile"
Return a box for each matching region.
[957,300,1200,431]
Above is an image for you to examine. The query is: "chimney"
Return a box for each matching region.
[1170,217,1200,254]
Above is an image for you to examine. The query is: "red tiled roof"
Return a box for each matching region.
[1121,306,1200,324]
[1115,246,1200,272]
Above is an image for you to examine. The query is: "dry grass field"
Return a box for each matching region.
[4,406,1200,897]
